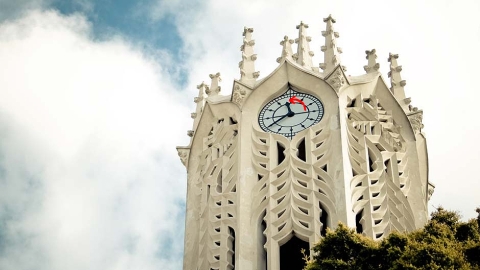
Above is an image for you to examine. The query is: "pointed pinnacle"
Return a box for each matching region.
[364,49,380,73]
[320,14,342,74]
[277,35,294,63]
[239,26,258,85]
[207,72,221,96]
[387,53,407,101]
[295,21,314,69]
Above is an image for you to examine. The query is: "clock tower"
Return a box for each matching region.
[177,15,434,270]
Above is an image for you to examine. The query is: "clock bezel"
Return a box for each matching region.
[258,87,324,139]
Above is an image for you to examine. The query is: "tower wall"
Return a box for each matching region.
[177,18,431,270]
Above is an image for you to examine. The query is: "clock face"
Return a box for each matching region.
[258,88,324,139]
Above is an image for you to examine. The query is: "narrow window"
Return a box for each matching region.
[258,211,267,270]
[297,138,306,162]
[277,142,285,165]
[319,203,329,237]
[228,227,235,268]
[356,209,364,234]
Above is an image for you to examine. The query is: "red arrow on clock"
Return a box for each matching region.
[289,96,307,111]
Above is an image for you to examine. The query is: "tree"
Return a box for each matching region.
[305,208,480,270]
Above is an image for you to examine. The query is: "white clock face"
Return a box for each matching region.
[258,88,324,139]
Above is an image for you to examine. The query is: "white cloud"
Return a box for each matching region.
[0,10,189,270]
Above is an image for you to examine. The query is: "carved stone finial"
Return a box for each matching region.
[320,14,342,74]
[388,52,407,104]
[323,14,336,23]
[277,35,294,63]
[239,26,258,86]
[295,21,314,69]
[242,27,254,38]
[363,49,380,73]
[207,72,221,96]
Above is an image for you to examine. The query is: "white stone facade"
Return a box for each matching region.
[177,15,432,270]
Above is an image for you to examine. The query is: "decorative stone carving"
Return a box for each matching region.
[177,148,190,167]
[326,66,347,92]
[191,113,197,119]
[407,110,424,133]
[346,94,415,239]
[232,85,247,107]
[187,130,194,137]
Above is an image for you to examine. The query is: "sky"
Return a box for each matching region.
[0,0,479,269]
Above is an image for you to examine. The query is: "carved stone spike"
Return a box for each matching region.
[323,14,336,23]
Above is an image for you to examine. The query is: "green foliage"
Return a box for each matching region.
[305,207,480,270]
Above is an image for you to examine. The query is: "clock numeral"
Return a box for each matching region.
[278,127,282,132]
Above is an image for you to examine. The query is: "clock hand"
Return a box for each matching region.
[268,113,289,127]
[285,102,295,116]
[267,102,296,128]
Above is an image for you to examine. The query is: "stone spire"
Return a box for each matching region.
[388,53,407,101]
[364,49,380,73]
[239,27,259,85]
[320,14,343,74]
[189,82,207,136]
[276,36,294,63]
[206,72,221,97]
[293,22,314,69]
